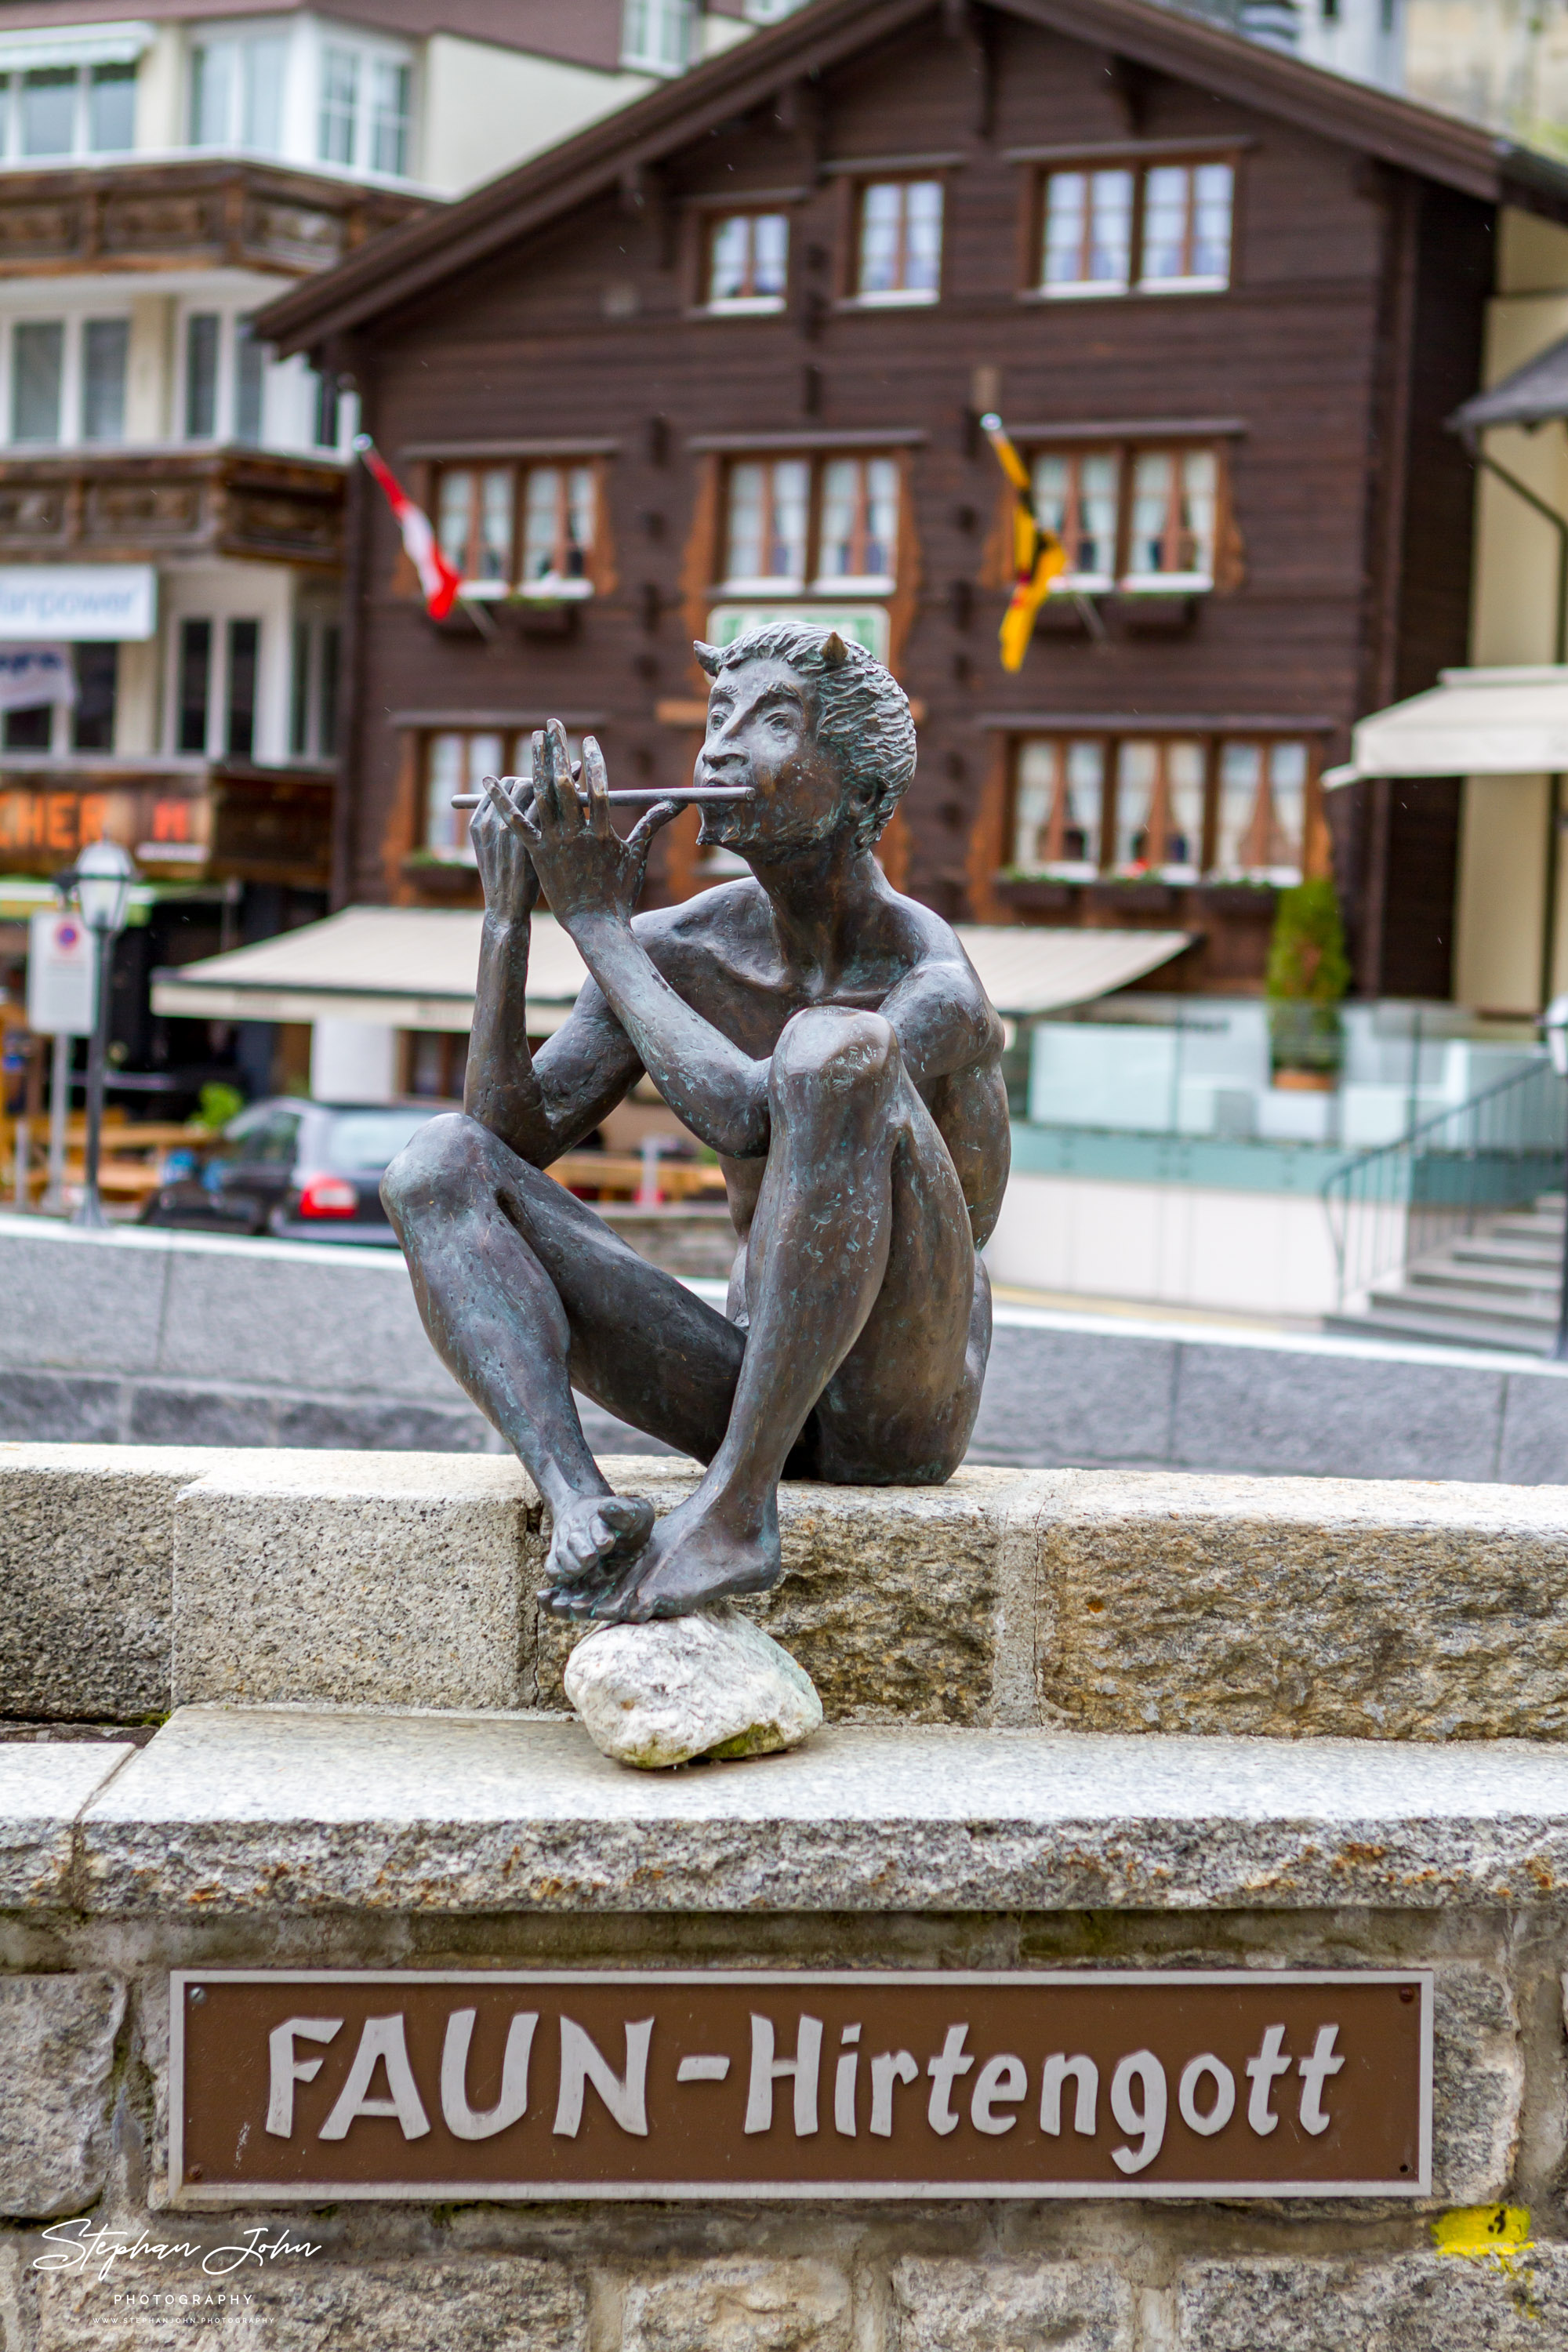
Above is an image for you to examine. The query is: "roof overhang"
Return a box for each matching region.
[255,0,1568,358]
[1323,665,1568,786]
[151,904,1195,1031]
[1450,330,1568,436]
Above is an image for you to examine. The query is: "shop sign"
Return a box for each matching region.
[0,786,208,868]
[170,1969,1431,2203]
[706,604,890,662]
[0,565,156,642]
[25,908,94,1036]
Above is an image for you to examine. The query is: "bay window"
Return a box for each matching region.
[1039,158,1235,297]
[190,31,286,152]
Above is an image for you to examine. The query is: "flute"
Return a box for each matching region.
[451,784,750,809]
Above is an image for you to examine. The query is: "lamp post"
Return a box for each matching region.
[1544,994,1568,1360]
[61,840,136,1231]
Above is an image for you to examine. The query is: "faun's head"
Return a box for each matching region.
[691,622,916,853]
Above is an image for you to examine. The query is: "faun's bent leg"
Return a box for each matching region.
[594,1007,981,1623]
[382,1112,744,1595]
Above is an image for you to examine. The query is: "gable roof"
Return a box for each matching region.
[258,0,1568,353]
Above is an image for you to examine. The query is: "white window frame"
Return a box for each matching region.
[621,0,695,77]
[0,311,138,449]
[0,23,150,167]
[183,15,416,183]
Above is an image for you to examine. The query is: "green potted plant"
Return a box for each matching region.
[1265,876,1350,1090]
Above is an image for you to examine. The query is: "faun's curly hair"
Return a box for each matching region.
[694,622,916,848]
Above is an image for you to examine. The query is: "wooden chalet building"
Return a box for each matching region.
[257,0,1568,1004]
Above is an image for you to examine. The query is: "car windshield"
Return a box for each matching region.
[325,1109,437,1172]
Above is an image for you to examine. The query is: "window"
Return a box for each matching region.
[370,59,410,178]
[226,619,260,758]
[708,213,789,310]
[724,458,810,588]
[12,321,63,443]
[856,180,942,302]
[430,462,598,596]
[89,63,136,152]
[1007,731,1313,884]
[290,619,339,760]
[20,69,75,157]
[318,47,358,165]
[817,456,898,587]
[521,464,594,589]
[1125,448,1218,586]
[3,703,51,751]
[437,466,511,588]
[311,366,339,451]
[621,0,694,75]
[72,644,117,753]
[190,32,285,152]
[82,318,128,445]
[421,728,583,862]
[1031,450,1119,587]
[177,620,212,753]
[1041,169,1134,296]
[720,453,903,593]
[184,314,220,439]
[1039,159,1234,298]
[234,321,266,445]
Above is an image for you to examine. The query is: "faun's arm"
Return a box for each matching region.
[565,912,770,1159]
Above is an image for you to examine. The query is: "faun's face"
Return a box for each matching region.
[694,657,851,856]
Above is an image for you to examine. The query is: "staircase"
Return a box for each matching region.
[1327,1192,1566,1354]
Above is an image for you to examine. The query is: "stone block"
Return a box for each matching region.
[538,1459,1048,1726]
[0,1973,125,2217]
[622,2258,851,2352]
[0,1444,223,1719]
[1171,1343,1506,1482]
[1175,2248,1568,2348]
[1433,1965,1521,2203]
[74,1706,1568,1917]
[126,1385,277,1449]
[0,1370,125,1444]
[0,1223,169,1377]
[34,2256,585,2350]
[890,2257,1134,2351]
[157,1241,458,1403]
[1035,1468,1568,1739]
[170,1450,542,1710]
[966,1323,1176,1468]
[1497,1365,1568,1485]
[271,1395,493,1452]
[0,1740,133,1907]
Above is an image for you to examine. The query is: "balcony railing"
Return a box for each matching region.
[0,156,424,281]
[1323,1054,1565,1309]
[0,446,344,568]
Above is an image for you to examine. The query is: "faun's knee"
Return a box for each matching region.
[380,1111,492,1223]
[771,1007,898,1109]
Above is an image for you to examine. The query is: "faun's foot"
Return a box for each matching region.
[588,1497,782,1624]
[541,1494,655,1616]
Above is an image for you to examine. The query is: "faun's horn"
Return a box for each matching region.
[693,641,723,677]
[820,631,850,669]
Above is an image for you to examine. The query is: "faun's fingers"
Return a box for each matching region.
[547,718,583,834]
[528,728,556,826]
[625,798,681,852]
[481,773,533,844]
[583,735,612,841]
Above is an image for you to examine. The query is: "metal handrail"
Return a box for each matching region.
[1323,1052,1564,1309]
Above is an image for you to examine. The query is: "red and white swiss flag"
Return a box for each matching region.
[354,434,462,621]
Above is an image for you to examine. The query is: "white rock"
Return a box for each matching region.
[563,1604,824,1770]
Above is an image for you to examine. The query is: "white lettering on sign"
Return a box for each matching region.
[868,2049,918,2136]
[971,2054,1028,2136]
[318,2016,430,2142]
[265,2020,341,2139]
[676,2055,731,2083]
[1298,2025,1345,2135]
[1178,2054,1236,2137]
[745,2013,823,2136]
[1246,2025,1294,2136]
[1109,2051,1167,2175]
[553,2017,652,2137]
[440,2010,537,2143]
[1040,2053,1098,2136]
[925,2024,975,2136]
[833,2024,861,2136]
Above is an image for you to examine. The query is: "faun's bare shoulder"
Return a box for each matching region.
[628,880,768,975]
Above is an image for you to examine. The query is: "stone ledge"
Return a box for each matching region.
[53,1706,1568,1916]
[0,1740,133,1907]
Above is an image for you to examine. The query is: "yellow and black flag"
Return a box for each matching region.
[981,412,1066,671]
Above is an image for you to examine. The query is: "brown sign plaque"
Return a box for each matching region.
[169,1969,1432,2203]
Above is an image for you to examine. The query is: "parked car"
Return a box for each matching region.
[139,1098,442,1245]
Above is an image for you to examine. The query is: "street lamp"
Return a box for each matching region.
[61,840,136,1231]
[1544,994,1568,1359]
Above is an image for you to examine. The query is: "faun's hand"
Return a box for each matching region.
[519,722,677,932]
[469,770,540,926]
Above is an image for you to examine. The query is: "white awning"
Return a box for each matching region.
[0,20,154,70]
[153,906,1194,1033]
[1323,665,1568,786]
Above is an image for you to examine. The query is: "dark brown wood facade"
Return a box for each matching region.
[260,0,1568,996]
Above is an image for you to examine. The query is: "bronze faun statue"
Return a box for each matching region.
[383,623,1010,1624]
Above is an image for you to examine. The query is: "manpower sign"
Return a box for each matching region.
[0,565,155,641]
[169,1969,1432,2202]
